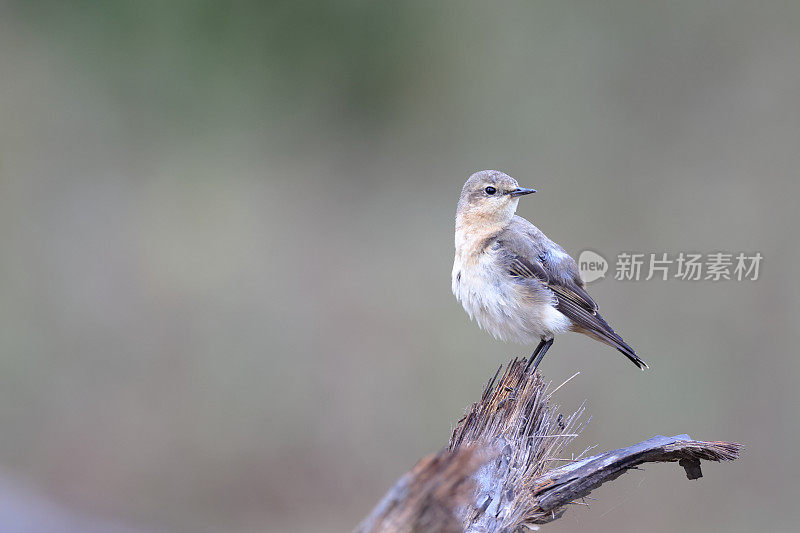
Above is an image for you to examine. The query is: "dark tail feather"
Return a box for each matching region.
[584,311,648,370]
[598,327,648,370]
[557,298,648,370]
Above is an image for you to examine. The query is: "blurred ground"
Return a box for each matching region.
[0,2,798,532]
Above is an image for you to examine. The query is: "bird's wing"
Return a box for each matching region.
[497,218,647,369]
[508,251,597,312]
[498,218,597,314]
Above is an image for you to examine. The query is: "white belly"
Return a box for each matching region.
[452,249,571,345]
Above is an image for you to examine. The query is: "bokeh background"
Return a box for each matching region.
[1,1,798,532]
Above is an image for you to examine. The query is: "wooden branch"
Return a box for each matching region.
[356,358,740,532]
[532,434,741,523]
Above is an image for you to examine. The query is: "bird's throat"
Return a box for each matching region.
[454,218,505,260]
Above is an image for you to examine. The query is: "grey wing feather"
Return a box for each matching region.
[498,217,596,313]
[497,217,647,369]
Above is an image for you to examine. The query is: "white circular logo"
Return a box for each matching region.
[578,250,608,283]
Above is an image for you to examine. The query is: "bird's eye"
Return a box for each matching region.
[485,186,497,195]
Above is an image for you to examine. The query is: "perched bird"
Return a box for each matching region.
[451,170,647,370]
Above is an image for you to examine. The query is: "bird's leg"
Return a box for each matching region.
[526,338,554,373]
[525,338,548,371]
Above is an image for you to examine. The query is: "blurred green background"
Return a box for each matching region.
[0,1,798,532]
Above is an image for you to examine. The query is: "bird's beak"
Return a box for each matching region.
[509,187,536,197]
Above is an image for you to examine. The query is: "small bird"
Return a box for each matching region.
[451,170,647,371]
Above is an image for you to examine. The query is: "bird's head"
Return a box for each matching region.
[456,170,535,229]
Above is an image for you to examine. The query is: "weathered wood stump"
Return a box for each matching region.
[356,358,740,532]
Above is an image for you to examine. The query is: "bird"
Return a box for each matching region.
[451,170,647,371]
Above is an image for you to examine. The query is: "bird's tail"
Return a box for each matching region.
[566,306,648,370]
[594,326,649,370]
[556,296,648,370]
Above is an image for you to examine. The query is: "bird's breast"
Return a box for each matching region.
[452,248,570,344]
